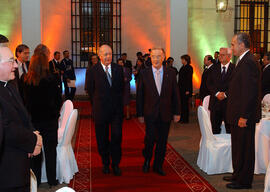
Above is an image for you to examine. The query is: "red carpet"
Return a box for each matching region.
[69,101,216,192]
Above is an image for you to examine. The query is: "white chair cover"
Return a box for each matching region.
[265,162,270,192]
[58,100,74,142]
[56,187,76,192]
[202,95,226,134]
[56,109,79,184]
[41,100,74,183]
[255,119,270,174]
[202,95,210,117]
[263,94,270,104]
[197,106,233,174]
[30,169,37,192]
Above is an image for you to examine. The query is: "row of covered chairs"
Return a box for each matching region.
[41,100,79,184]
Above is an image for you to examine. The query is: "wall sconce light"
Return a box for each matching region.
[216,0,228,13]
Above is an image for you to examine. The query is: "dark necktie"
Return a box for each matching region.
[105,66,112,86]
[221,66,226,81]
[22,63,26,74]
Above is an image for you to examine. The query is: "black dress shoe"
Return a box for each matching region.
[153,167,166,176]
[142,160,150,173]
[112,166,121,176]
[223,176,235,182]
[226,182,251,189]
[102,165,110,174]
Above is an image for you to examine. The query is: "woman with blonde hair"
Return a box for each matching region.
[22,44,62,187]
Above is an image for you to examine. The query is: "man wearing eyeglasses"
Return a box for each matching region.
[0,46,42,192]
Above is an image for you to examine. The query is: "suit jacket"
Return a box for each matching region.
[178,64,193,97]
[136,66,180,122]
[49,59,63,74]
[262,65,270,97]
[227,51,261,125]
[124,60,132,71]
[87,63,124,122]
[0,81,36,188]
[207,62,235,111]
[61,58,76,80]
[199,65,214,100]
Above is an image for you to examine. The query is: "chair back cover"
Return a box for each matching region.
[202,95,211,117]
[60,109,78,146]
[56,187,75,192]
[198,106,215,142]
[58,100,73,142]
[263,94,270,104]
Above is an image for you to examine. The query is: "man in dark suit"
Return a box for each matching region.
[214,51,220,65]
[262,52,270,98]
[61,50,76,101]
[199,55,214,101]
[224,32,261,189]
[0,46,42,191]
[121,53,132,71]
[137,48,180,176]
[87,44,124,176]
[12,44,30,98]
[207,48,235,134]
[49,51,63,94]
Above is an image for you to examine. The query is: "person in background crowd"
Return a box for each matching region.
[178,54,193,124]
[134,58,145,88]
[0,45,42,192]
[262,52,270,98]
[49,51,63,94]
[144,53,151,68]
[207,48,235,134]
[22,44,62,187]
[13,44,30,98]
[61,50,76,101]
[214,51,220,65]
[199,55,214,101]
[85,53,99,95]
[166,57,178,75]
[137,48,180,176]
[87,44,124,176]
[121,53,132,71]
[117,58,132,119]
[224,32,261,189]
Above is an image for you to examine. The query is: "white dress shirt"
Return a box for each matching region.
[101,63,112,77]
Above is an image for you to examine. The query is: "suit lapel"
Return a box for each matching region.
[149,67,159,97]
[160,66,168,96]
[97,63,111,88]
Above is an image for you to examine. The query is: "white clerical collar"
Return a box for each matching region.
[239,49,250,61]
[207,64,213,69]
[264,63,270,71]
[0,80,8,87]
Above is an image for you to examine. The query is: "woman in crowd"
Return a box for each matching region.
[118,58,132,119]
[22,44,62,187]
[178,54,193,123]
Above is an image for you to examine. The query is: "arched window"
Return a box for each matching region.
[71,0,121,68]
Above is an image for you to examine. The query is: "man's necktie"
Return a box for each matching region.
[155,70,161,95]
[105,66,112,87]
[22,63,27,74]
[221,66,226,81]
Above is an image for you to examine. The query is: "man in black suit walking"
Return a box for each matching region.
[199,55,214,101]
[137,48,180,176]
[224,33,261,189]
[87,44,124,176]
[207,48,235,134]
[262,52,270,98]
[49,51,63,94]
[0,45,42,191]
[61,50,76,101]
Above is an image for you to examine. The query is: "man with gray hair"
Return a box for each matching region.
[207,47,235,134]
[224,32,261,189]
[0,45,42,191]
